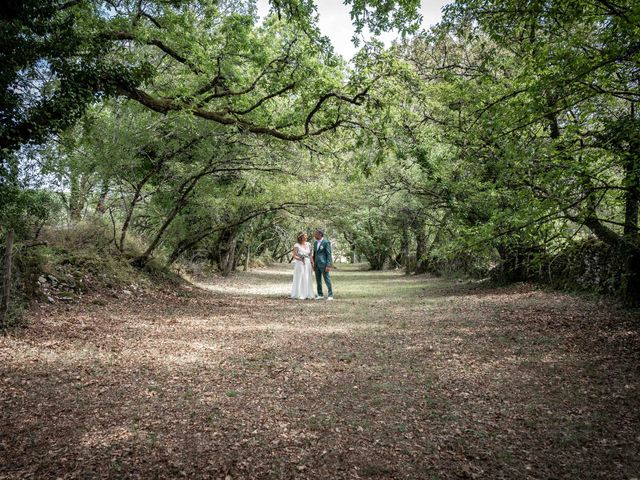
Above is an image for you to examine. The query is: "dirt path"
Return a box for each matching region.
[1,265,639,479]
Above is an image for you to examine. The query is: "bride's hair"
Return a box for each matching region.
[296,231,306,243]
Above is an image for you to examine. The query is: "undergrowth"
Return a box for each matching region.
[2,219,184,331]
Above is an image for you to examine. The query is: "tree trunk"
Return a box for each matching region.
[217,227,238,277]
[232,242,240,272]
[244,245,250,271]
[414,222,428,274]
[220,238,237,277]
[401,223,410,275]
[96,179,109,214]
[0,229,15,327]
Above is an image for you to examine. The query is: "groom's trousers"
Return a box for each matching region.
[315,267,333,297]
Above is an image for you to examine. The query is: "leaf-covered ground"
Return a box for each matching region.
[1,264,639,479]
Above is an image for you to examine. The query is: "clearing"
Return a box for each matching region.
[1,264,639,479]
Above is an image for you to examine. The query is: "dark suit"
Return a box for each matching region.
[313,238,333,297]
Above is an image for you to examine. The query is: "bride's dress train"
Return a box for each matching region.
[291,242,314,299]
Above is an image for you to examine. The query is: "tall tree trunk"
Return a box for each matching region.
[401,223,410,275]
[0,229,15,327]
[414,220,428,274]
[218,229,237,277]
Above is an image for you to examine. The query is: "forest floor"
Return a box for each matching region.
[1,264,639,479]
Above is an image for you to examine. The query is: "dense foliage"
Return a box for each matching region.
[1,0,639,313]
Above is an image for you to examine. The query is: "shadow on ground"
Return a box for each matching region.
[1,265,638,479]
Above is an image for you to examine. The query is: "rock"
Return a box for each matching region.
[38,276,47,284]
[47,274,59,285]
[123,289,132,295]
[47,296,55,303]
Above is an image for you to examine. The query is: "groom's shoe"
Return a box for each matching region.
[315,295,323,300]
[327,296,334,301]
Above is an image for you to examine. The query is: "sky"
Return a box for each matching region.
[256,0,451,60]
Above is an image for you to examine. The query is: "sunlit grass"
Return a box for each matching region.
[198,262,438,303]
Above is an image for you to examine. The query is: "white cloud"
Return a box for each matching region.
[256,0,451,60]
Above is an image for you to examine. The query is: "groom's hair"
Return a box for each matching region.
[315,228,324,237]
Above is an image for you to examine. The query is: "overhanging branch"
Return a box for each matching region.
[103,30,203,74]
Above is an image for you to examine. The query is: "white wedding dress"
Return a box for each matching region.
[291,242,314,299]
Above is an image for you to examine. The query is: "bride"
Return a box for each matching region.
[291,231,314,300]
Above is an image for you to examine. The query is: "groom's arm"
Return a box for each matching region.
[325,240,333,269]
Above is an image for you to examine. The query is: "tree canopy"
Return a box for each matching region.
[1,0,639,305]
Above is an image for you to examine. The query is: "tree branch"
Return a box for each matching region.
[103,30,203,74]
[115,84,353,141]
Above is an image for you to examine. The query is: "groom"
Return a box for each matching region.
[313,229,333,300]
